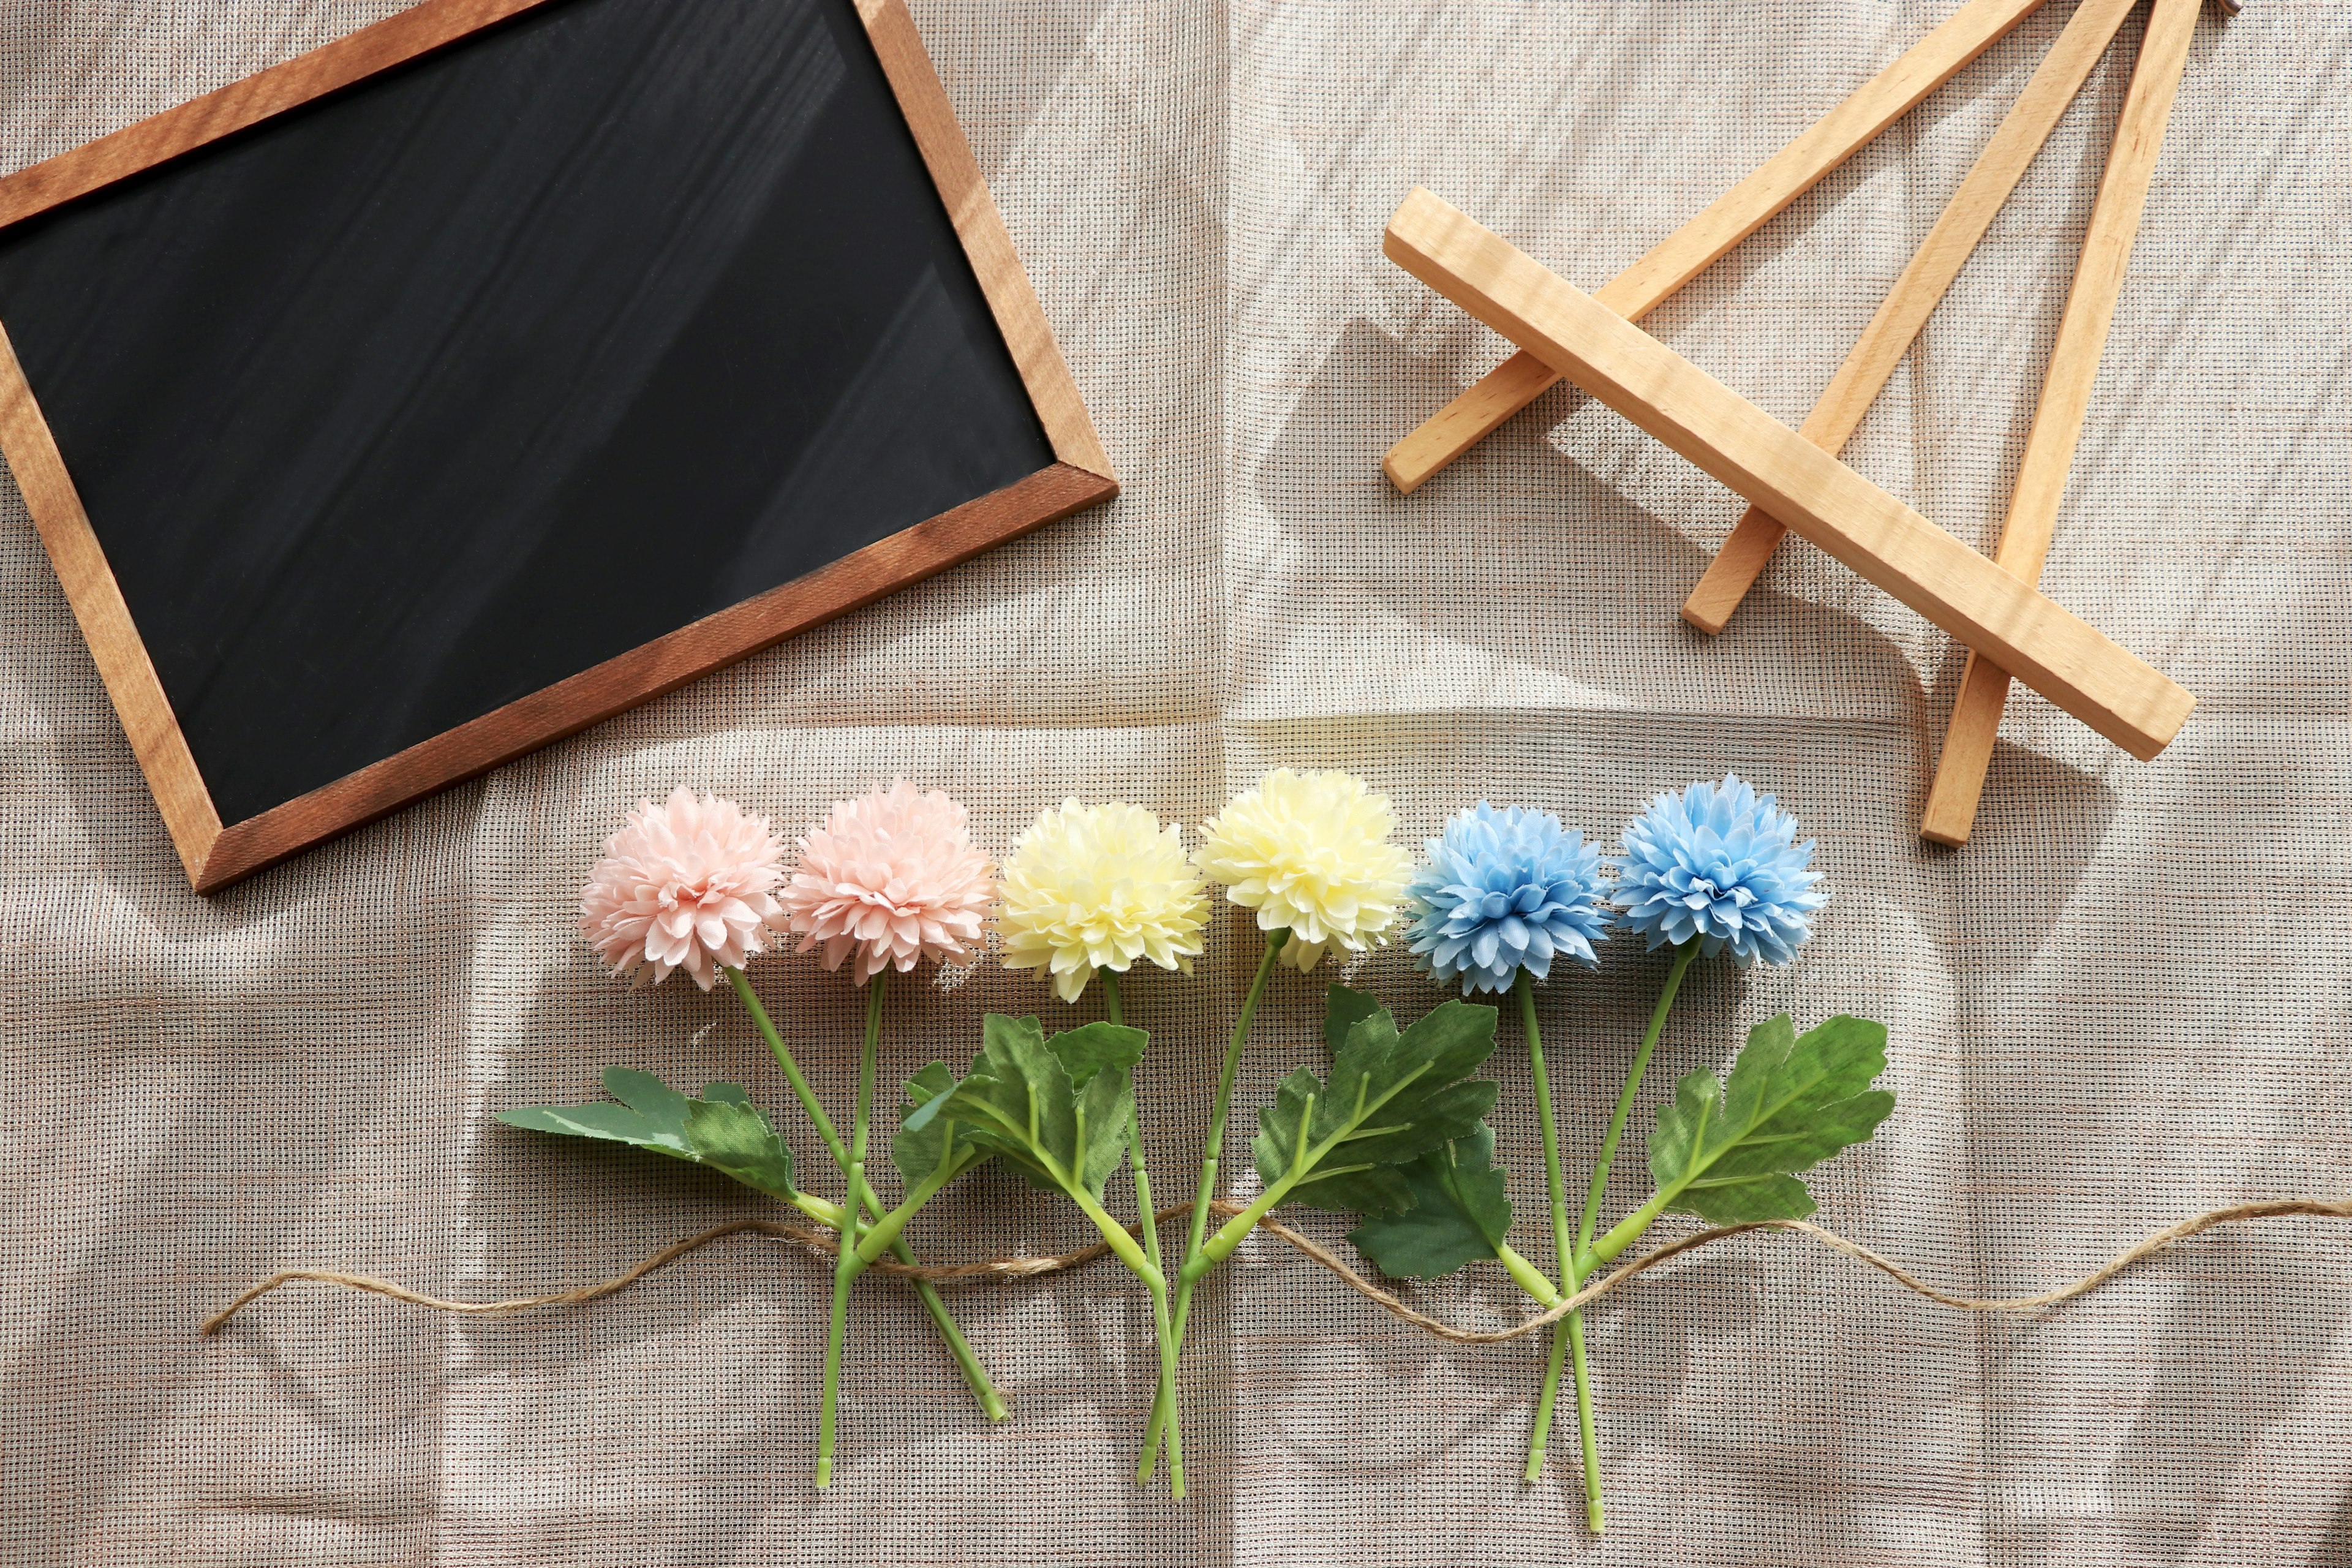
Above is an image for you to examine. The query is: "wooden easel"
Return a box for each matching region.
[1382,0,2225,842]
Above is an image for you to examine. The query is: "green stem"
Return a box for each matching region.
[727,967,848,1159]
[1071,1186,1159,1280]
[1495,1240,1561,1306]
[1104,970,1182,1494]
[1528,1324,1570,1482]
[791,1191,846,1231]
[1589,1190,1673,1268]
[816,973,886,1490]
[1183,1179,1287,1278]
[1516,971,1577,1485]
[852,1147,989,1266]
[1569,1312,1603,1532]
[1143,1270,1186,1500]
[1553,1185,1676,1533]
[1562,939,1698,1532]
[1136,927,1284,1484]
[1575,943,1699,1254]
[1051,1175,1185,1496]
[1496,1230,1575,1486]
[727,968,1008,1422]
[1101,972,1164,1280]
[1061,1178,1188,1494]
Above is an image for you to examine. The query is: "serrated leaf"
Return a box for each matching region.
[1323,984,1390,1054]
[1348,1123,1514,1279]
[912,1014,1139,1202]
[604,1067,695,1131]
[1252,992,1499,1213]
[1050,1020,1147,1091]
[1291,1162,1415,1217]
[496,1065,696,1154]
[1054,1023,1145,1197]
[496,1066,796,1201]
[916,1015,1061,1172]
[894,1061,981,1187]
[1648,1014,1894,1225]
[680,1097,797,1201]
[496,1099,692,1155]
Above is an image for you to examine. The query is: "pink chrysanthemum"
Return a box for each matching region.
[578,785,787,991]
[782,780,995,985]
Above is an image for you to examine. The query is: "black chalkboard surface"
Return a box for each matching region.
[0,0,1114,891]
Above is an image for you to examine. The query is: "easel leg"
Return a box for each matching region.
[1919,0,2206,843]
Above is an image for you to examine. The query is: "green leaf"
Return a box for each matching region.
[1052,1022,1147,1197]
[907,1015,1142,1202]
[908,1015,1055,1170]
[893,1062,978,1188]
[1280,1151,1415,1217]
[1251,992,1499,1213]
[1347,1122,1514,1280]
[898,1061,959,1121]
[1648,1014,1894,1224]
[1049,1019,1148,1090]
[680,1097,797,1201]
[496,1066,796,1202]
[496,1064,701,1153]
[1323,983,1390,1054]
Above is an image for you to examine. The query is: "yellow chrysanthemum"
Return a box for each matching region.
[1193,769,1414,971]
[998,799,1210,1003]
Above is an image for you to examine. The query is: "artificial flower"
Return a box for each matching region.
[998,799,1209,1003]
[1405,802,1611,993]
[578,785,786,990]
[1193,769,1414,971]
[1612,774,1826,966]
[782,779,993,984]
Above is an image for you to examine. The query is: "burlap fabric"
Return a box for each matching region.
[2,1,2346,1562]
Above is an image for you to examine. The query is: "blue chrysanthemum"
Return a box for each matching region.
[1405,803,1611,994]
[1613,774,1826,967]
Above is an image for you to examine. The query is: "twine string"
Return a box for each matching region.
[200,1197,2352,1342]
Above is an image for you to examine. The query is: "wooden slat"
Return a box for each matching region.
[1380,0,2058,495]
[1383,187,2195,761]
[1920,0,2203,845]
[858,0,1115,483]
[1681,0,2142,634]
[195,462,1115,891]
[0,323,222,880]
[0,0,560,232]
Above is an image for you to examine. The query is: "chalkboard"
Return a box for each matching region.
[0,0,1114,892]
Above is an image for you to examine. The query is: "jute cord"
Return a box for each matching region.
[200,1197,2352,1341]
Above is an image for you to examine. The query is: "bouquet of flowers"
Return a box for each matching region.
[503,769,1891,1526]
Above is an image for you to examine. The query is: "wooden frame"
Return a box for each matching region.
[0,0,1116,894]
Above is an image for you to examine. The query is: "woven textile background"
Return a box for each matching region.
[2,0,2347,1561]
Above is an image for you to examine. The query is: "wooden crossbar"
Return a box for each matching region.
[1383,187,2196,762]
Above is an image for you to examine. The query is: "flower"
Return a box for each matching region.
[1405,802,1611,993]
[780,780,994,984]
[1613,774,1826,966]
[998,799,1210,1003]
[578,785,788,990]
[1193,769,1414,971]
